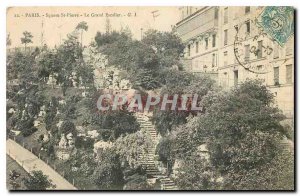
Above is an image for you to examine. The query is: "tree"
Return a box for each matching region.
[142,29,184,68]
[94,29,185,90]
[18,117,37,137]
[114,130,153,168]
[152,70,215,135]
[21,31,33,51]
[24,170,55,190]
[123,174,152,190]
[76,21,88,46]
[67,150,96,177]
[37,50,61,85]
[55,33,83,96]
[90,109,140,139]
[92,148,124,190]
[60,120,76,136]
[75,63,94,89]
[181,80,289,190]
[176,154,221,190]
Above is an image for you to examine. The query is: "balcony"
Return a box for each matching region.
[176,7,218,42]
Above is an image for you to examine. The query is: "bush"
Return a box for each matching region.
[74,136,94,150]
[19,118,37,137]
[92,149,124,190]
[155,136,175,173]
[24,170,55,190]
[123,174,152,190]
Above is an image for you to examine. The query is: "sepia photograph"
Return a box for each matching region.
[6,6,294,191]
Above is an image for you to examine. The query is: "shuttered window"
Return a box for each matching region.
[286,64,293,84]
[274,67,279,85]
[224,7,228,24]
[257,41,263,59]
[224,30,228,46]
[245,44,250,61]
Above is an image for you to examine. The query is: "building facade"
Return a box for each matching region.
[175,6,294,118]
[176,6,219,81]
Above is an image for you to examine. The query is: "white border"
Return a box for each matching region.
[1,0,298,195]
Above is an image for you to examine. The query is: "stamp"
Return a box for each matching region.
[256,6,294,46]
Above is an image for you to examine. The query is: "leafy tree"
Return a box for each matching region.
[175,154,221,190]
[76,21,88,46]
[131,68,160,90]
[155,136,175,173]
[7,51,38,85]
[75,63,94,88]
[90,110,140,139]
[176,80,289,190]
[123,173,152,190]
[24,170,55,190]
[67,150,96,177]
[37,50,61,85]
[74,137,94,150]
[45,97,58,131]
[18,117,37,137]
[60,120,76,136]
[142,29,185,68]
[114,130,153,168]
[152,70,215,135]
[94,29,185,90]
[92,148,124,190]
[55,34,83,96]
[21,31,33,51]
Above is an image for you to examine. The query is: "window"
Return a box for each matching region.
[181,10,184,19]
[224,7,228,24]
[274,67,279,85]
[212,34,216,47]
[187,44,191,56]
[212,53,216,67]
[245,6,250,14]
[234,70,238,86]
[205,38,208,49]
[246,20,251,33]
[245,44,250,61]
[224,51,228,66]
[224,29,228,46]
[257,41,263,59]
[214,7,219,19]
[196,41,199,53]
[190,7,193,15]
[286,64,293,84]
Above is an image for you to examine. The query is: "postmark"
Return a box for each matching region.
[234,20,274,74]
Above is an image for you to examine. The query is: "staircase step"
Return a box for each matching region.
[162,181,175,185]
[136,117,178,190]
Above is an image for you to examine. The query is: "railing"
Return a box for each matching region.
[7,135,80,190]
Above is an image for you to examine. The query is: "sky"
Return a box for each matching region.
[7,7,181,48]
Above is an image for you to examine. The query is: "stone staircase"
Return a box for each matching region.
[136,113,178,190]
